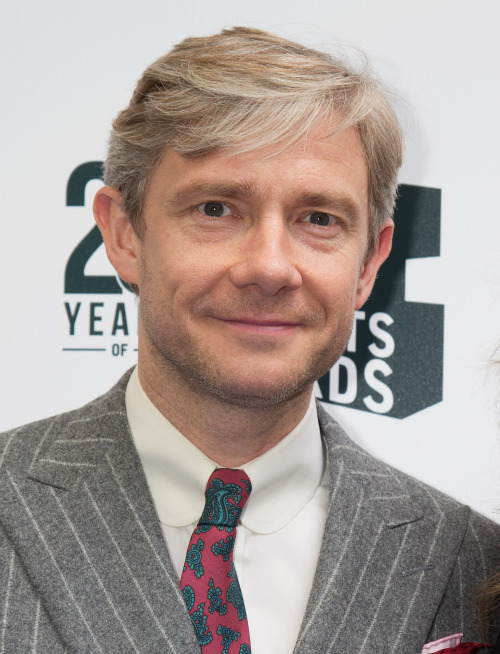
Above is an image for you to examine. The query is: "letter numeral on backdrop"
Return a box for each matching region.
[65,161,129,294]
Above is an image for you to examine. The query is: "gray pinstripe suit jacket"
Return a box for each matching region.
[1,370,499,654]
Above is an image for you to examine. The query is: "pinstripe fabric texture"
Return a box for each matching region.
[1,370,499,654]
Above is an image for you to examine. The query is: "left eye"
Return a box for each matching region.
[196,201,233,218]
[303,211,336,227]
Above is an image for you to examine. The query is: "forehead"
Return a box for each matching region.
[147,121,368,214]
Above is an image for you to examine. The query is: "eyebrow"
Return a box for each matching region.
[291,192,362,220]
[166,181,363,221]
[166,182,256,208]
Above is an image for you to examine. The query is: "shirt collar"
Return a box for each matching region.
[126,367,325,534]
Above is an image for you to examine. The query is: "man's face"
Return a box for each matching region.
[120,122,392,407]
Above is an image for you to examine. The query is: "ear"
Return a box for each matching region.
[355,220,394,309]
[93,186,141,286]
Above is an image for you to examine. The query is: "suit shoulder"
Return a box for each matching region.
[0,370,131,478]
[317,401,500,535]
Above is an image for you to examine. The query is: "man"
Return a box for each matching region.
[0,27,498,654]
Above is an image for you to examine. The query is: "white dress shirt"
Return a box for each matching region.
[125,367,328,654]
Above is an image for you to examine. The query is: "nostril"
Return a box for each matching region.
[228,256,302,296]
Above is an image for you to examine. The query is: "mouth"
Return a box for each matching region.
[213,316,303,336]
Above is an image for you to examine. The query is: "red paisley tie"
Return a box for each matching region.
[180,468,252,654]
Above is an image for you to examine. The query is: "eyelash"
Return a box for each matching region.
[195,201,234,218]
[301,211,338,227]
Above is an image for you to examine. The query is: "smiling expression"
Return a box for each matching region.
[109,120,393,408]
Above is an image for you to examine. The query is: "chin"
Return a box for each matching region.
[195,369,316,408]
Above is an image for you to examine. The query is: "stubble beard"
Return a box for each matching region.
[140,296,354,410]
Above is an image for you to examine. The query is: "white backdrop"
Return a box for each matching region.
[2,0,500,520]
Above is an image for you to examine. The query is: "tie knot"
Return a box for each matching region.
[198,468,252,530]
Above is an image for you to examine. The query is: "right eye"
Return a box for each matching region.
[196,201,233,218]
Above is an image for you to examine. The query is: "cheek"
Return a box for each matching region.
[142,253,225,310]
[305,260,361,311]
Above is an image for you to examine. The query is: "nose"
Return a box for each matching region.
[228,219,302,296]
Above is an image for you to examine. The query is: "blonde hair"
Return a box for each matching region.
[105,26,403,253]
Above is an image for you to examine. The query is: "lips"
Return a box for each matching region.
[193,296,320,330]
[210,316,304,338]
[219,317,302,327]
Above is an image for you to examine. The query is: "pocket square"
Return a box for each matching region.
[422,634,463,653]
[421,633,491,653]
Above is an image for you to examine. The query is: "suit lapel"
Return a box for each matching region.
[294,404,470,654]
[1,373,199,654]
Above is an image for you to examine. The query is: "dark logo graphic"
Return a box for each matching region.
[63,163,444,417]
[316,184,444,418]
[65,161,124,294]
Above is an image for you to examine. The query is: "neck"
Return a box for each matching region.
[136,359,313,468]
